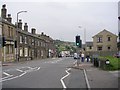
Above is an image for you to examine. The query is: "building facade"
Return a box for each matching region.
[1,4,56,62]
[92,29,118,51]
[16,20,50,61]
[0,4,16,62]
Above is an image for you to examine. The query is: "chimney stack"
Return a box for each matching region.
[1,4,7,19]
[7,14,12,23]
[18,19,22,30]
[24,23,28,32]
[41,32,44,35]
[31,28,36,34]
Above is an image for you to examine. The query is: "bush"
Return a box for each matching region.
[99,56,120,71]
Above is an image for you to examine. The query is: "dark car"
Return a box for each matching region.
[58,53,62,58]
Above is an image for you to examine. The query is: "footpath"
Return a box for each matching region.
[73,61,119,89]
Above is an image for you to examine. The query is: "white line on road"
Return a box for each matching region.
[83,69,91,90]
[1,67,41,82]
[16,69,24,72]
[3,72,11,76]
[60,68,71,88]
[2,75,13,80]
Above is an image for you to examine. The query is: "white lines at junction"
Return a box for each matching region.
[1,66,41,82]
[60,68,71,88]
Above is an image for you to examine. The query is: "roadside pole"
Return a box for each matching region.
[0,20,2,90]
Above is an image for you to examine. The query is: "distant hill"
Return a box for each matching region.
[54,39,76,53]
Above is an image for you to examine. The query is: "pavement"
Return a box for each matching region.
[72,61,119,89]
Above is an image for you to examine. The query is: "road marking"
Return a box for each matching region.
[1,66,41,82]
[3,72,11,76]
[60,68,71,88]
[27,67,34,69]
[83,69,91,90]
[2,75,13,80]
[16,69,24,72]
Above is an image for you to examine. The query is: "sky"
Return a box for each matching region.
[0,0,119,43]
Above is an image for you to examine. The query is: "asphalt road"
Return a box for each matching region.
[2,57,87,88]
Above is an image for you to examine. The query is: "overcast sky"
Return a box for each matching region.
[0,0,119,43]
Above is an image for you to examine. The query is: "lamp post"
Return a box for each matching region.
[78,26,86,52]
[15,11,27,62]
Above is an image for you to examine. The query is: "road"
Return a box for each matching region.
[1,57,87,89]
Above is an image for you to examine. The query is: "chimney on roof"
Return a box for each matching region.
[31,28,36,34]
[18,19,22,30]
[7,14,12,23]
[1,4,7,19]
[24,23,28,32]
[41,32,44,35]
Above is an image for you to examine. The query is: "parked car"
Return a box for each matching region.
[58,53,62,58]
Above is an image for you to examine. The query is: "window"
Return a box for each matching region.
[108,37,111,41]
[25,37,27,44]
[32,39,34,45]
[97,37,102,43]
[38,41,40,46]
[41,42,43,47]
[6,45,9,54]
[41,50,43,57]
[24,48,28,57]
[108,46,111,50]
[89,46,92,49]
[29,38,31,45]
[97,46,102,51]
[32,49,34,57]
[10,45,14,53]
[20,47,23,56]
[10,28,13,38]
[8,26,10,37]
[20,36,22,44]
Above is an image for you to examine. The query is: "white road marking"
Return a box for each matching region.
[27,67,34,69]
[2,75,13,80]
[1,66,41,82]
[16,69,24,72]
[3,72,11,76]
[83,69,91,89]
[60,68,71,88]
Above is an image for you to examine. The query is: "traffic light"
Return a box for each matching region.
[79,39,82,48]
[2,36,6,47]
[76,36,82,48]
[76,36,80,46]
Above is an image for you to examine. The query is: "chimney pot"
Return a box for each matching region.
[24,23,28,32]
[31,28,36,34]
[18,19,22,30]
[1,4,7,19]
[7,14,12,23]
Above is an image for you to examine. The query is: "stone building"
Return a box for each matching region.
[38,32,57,58]
[16,20,48,61]
[0,4,56,62]
[0,4,16,62]
[92,29,118,51]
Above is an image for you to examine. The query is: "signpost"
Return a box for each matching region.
[0,21,2,90]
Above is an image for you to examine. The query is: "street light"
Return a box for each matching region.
[78,26,86,51]
[16,11,27,62]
